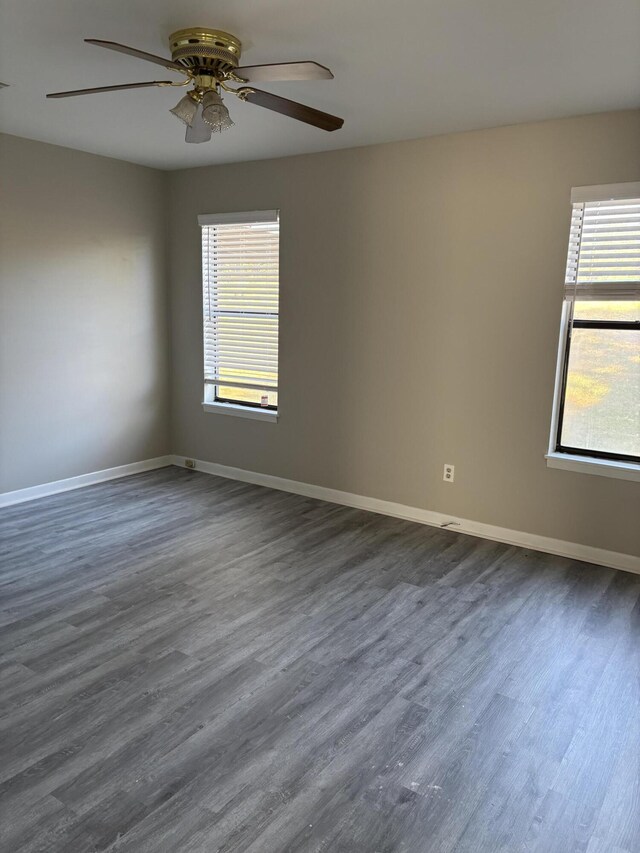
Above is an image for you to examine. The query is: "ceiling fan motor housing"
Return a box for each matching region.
[169,28,242,76]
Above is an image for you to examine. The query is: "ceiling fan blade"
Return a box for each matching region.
[85,39,186,73]
[47,81,173,98]
[185,104,212,143]
[233,61,333,83]
[241,88,343,131]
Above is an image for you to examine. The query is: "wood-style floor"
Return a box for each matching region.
[1,467,639,853]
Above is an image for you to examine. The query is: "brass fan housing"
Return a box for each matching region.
[169,28,242,76]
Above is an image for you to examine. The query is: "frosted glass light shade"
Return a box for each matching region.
[201,90,234,132]
[185,104,212,143]
[170,94,198,127]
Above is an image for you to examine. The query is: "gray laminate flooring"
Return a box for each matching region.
[1,467,639,852]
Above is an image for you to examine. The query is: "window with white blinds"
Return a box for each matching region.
[550,183,640,467]
[565,186,640,302]
[199,210,279,411]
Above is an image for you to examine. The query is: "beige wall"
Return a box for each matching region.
[168,110,640,557]
[1,115,637,556]
[0,134,169,492]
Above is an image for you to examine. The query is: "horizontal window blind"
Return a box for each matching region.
[565,192,640,301]
[200,211,279,395]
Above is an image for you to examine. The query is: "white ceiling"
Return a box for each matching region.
[1,0,639,170]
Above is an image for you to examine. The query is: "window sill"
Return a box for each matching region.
[202,401,278,422]
[546,452,640,483]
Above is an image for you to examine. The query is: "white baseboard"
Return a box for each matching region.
[0,456,173,508]
[171,455,640,576]
[4,452,636,576]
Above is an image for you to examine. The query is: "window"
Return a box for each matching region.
[199,210,279,416]
[549,183,640,473]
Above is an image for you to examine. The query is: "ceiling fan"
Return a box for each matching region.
[46,28,344,143]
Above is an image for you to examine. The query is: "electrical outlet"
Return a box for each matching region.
[185,459,196,469]
[443,464,455,483]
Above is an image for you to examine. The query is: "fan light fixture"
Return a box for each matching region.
[46,29,344,145]
[201,90,234,132]
[170,92,198,127]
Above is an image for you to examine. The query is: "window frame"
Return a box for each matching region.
[214,389,278,411]
[547,182,640,479]
[198,210,280,421]
[553,315,639,464]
